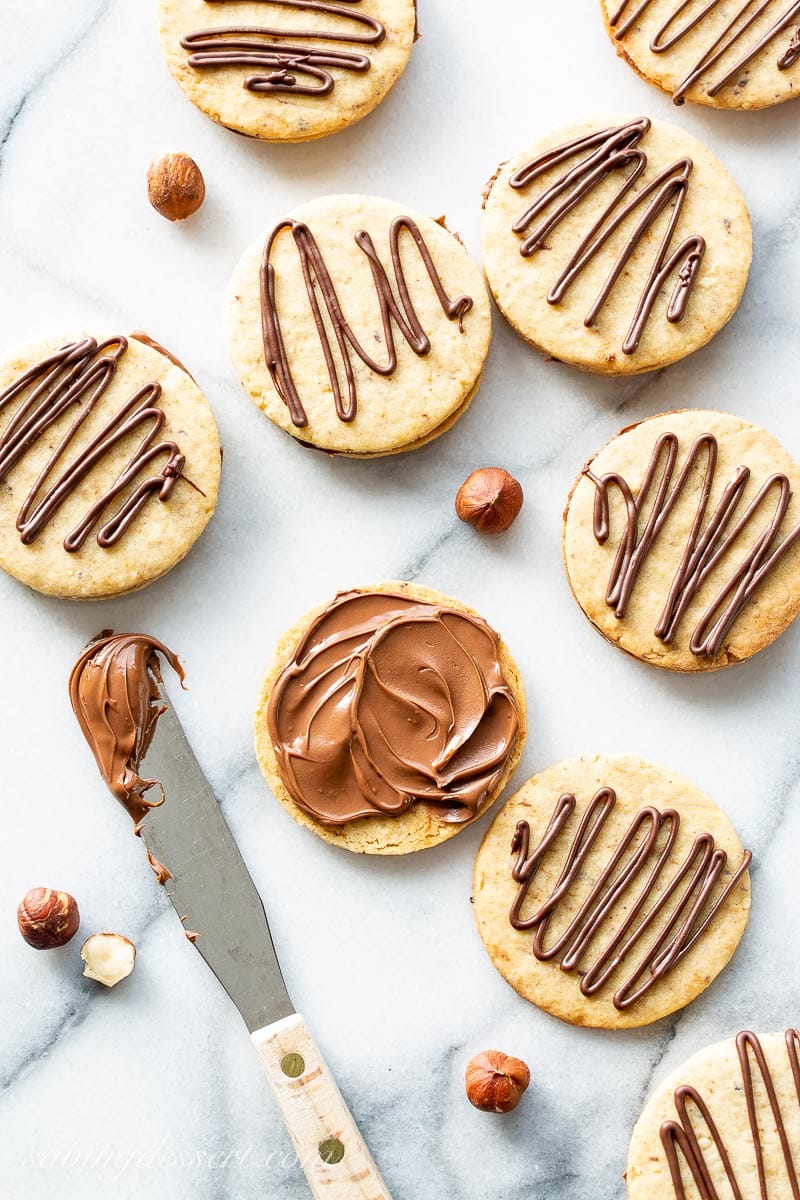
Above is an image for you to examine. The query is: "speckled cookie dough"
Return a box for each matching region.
[627,1029,800,1198]
[227,194,492,456]
[254,581,527,855]
[481,115,751,375]
[563,409,800,672]
[157,0,417,142]
[601,0,800,111]
[0,332,220,600]
[472,755,751,1030]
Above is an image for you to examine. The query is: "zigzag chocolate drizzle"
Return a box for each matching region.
[584,430,800,658]
[660,1029,800,1199]
[509,788,751,1011]
[779,23,800,65]
[259,215,473,426]
[610,0,800,104]
[181,0,385,98]
[509,118,706,355]
[0,337,189,552]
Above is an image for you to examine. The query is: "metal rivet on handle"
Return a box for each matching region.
[319,1137,345,1165]
[280,1053,305,1078]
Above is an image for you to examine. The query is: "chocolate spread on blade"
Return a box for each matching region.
[260,215,473,427]
[69,633,184,881]
[610,0,800,104]
[660,1029,800,1199]
[509,789,751,1011]
[181,0,385,98]
[0,336,189,552]
[584,430,800,659]
[266,591,520,826]
[509,118,705,356]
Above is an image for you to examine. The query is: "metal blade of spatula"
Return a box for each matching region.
[134,684,392,1200]
[137,696,293,1032]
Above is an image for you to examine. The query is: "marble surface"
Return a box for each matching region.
[1,2,799,1197]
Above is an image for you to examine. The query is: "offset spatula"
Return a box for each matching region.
[137,687,392,1200]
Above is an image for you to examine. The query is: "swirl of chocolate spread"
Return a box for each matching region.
[181,0,386,98]
[69,632,184,830]
[509,789,751,1011]
[509,118,706,356]
[0,336,190,553]
[260,215,473,427]
[266,591,520,826]
[584,430,800,659]
[660,1029,800,1199]
[610,0,800,104]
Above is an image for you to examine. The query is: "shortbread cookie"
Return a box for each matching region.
[158,0,417,142]
[627,1029,800,1198]
[563,409,800,672]
[0,332,220,599]
[473,755,751,1030]
[255,582,526,854]
[602,0,800,110]
[227,194,492,456]
[481,116,751,375]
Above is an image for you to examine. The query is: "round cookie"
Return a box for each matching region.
[157,0,417,142]
[254,581,527,855]
[627,1029,800,1198]
[481,115,751,375]
[601,0,800,111]
[0,331,220,600]
[472,755,751,1030]
[227,194,492,456]
[563,409,800,672]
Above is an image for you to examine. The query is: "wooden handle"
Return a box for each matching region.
[252,1013,392,1199]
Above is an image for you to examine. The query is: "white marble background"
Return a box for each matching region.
[1,2,799,1197]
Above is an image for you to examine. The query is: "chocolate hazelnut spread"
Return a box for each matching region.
[266,591,520,826]
[69,632,184,828]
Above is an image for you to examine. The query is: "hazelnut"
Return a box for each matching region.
[80,932,136,988]
[455,468,523,534]
[17,888,80,949]
[147,152,205,221]
[465,1050,530,1113]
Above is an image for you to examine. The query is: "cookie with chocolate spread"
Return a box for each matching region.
[564,409,800,671]
[481,116,751,375]
[627,1029,800,1197]
[226,194,492,456]
[254,582,527,854]
[472,755,751,1030]
[0,332,220,599]
[602,0,800,110]
[158,0,417,142]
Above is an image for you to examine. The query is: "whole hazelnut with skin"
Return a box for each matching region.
[455,468,524,534]
[17,888,80,949]
[81,933,136,988]
[465,1050,531,1113]
[147,152,205,221]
